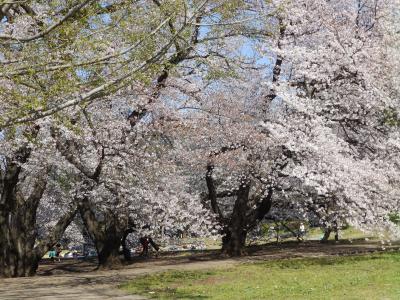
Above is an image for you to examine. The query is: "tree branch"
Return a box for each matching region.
[0,0,94,43]
[34,204,78,260]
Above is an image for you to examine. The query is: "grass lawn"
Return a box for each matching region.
[121,252,400,299]
[304,226,372,241]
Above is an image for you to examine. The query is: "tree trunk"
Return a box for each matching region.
[0,180,44,277]
[321,228,331,242]
[221,184,250,256]
[0,252,38,277]
[1,201,76,278]
[205,156,275,257]
[0,125,69,278]
[96,237,123,269]
[221,227,248,256]
[0,204,78,278]
[78,198,123,269]
[121,229,134,261]
[334,227,339,241]
[0,226,38,277]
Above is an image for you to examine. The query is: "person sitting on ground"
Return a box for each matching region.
[49,248,56,262]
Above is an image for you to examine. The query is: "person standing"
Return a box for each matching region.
[55,243,62,262]
[299,223,306,240]
[139,237,150,257]
[139,236,159,257]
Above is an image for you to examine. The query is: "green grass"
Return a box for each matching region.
[120,252,400,299]
[305,226,392,242]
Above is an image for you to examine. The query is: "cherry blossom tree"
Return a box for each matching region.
[259,0,400,235]
[49,94,216,268]
[1,0,269,274]
[0,123,78,277]
[1,0,399,275]
[159,0,400,255]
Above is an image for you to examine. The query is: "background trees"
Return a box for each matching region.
[0,0,268,126]
[270,0,400,231]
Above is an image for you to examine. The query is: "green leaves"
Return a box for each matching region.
[0,0,269,127]
[383,108,400,127]
[205,68,237,80]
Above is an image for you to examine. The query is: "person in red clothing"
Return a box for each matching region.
[139,236,150,256]
[139,236,159,257]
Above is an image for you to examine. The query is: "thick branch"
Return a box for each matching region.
[205,164,225,222]
[0,0,94,43]
[128,10,204,127]
[78,196,104,242]
[52,129,96,179]
[247,187,273,228]
[264,18,285,113]
[34,204,78,259]
[0,125,40,212]
[216,190,238,198]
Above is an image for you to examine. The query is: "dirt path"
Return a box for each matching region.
[0,241,398,299]
[0,259,238,299]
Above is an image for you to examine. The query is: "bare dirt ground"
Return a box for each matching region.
[0,240,399,300]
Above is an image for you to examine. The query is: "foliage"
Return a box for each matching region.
[389,213,400,225]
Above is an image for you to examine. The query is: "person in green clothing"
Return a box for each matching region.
[49,248,56,262]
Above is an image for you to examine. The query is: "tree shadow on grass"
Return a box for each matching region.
[36,240,400,277]
[38,258,98,275]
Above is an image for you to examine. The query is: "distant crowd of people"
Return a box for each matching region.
[48,236,159,262]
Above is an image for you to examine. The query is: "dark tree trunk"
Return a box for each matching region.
[221,184,250,256]
[0,162,44,277]
[121,230,132,261]
[3,208,38,277]
[321,228,331,242]
[221,228,248,256]
[221,186,274,256]
[78,198,124,269]
[0,126,42,278]
[334,225,339,241]
[206,160,275,257]
[205,141,285,257]
[0,224,38,277]
[0,198,77,278]
[96,237,123,269]
[55,126,126,269]
[321,224,339,242]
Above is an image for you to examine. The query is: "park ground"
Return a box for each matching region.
[0,238,400,299]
